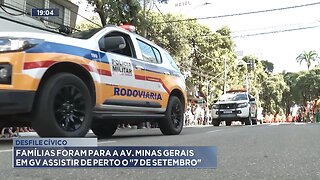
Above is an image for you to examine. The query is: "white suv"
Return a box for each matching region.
[211,91,257,126]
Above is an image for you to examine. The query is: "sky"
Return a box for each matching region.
[72,0,320,73]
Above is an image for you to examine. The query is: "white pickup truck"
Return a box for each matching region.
[211,91,258,126]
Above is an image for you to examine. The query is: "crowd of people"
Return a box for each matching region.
[1,98,319,138]
[295,98,320,123]
[263,113,295,123]
[264,97,320,123]
[0,127,33,138]
[184,103,212,126]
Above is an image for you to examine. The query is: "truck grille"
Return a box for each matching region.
[219,104,236,109]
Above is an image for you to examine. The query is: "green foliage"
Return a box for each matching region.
[76,16,101,31]
[86,0,141,26]
[295,68,320,103]
[261,60,274,73]
[280,68,320,114]
[143,12,237,104]
[260,74,289,114]
[281,72,299,114]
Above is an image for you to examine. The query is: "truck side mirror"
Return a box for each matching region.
[249,97,256,101]
[100,36,126,52]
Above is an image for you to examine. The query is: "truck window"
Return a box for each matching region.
[137,39,161,63]
[164,51,179,71]
[100,31,136,58]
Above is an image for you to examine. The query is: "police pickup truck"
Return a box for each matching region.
[0,25,187,137]
[211,90,257,126]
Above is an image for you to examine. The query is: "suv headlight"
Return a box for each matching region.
[0,64,12,84]
[211,104,219,109]
[237,102,248,108]
[0,38,43,53]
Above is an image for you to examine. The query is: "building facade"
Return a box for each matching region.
[0,0,78,33]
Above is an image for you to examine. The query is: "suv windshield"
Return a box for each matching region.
[219,93,248,101]
[68,28,102,39]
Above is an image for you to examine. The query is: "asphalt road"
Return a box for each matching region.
[1,123,320,180]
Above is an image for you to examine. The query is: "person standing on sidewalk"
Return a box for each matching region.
[316,97,320,123]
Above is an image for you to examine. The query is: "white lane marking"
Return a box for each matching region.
[97,140,117,145]
[185,125,212,128]
[266,123,307,126]
[294,122,307,125]
[267,123,280,126]
[0,149,12,153]
[206,129,224,133]
[242,125,258,128]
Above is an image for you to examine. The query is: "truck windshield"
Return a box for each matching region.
[68,28,102,39]
[219,93,248,101]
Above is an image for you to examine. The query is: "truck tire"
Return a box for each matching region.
[32,73,93,137]
[91,119,117,138]
[244,116,252,125]
[226,121,232,126]
[252,119,257,125]
[212,120,220,126]
[159,96,184,135]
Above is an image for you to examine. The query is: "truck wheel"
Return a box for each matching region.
[245,116,252,125]
[32,73,92,137]
[91,119,117,138]
[159,96,184,135]
[226,121,232,126]
[252,119,257,125]
[212,120,220,126]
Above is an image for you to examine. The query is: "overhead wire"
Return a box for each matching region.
[233,24,320,38]
[153,2,225,80]
[154,1,320,24]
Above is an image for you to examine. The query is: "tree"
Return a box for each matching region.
[261,60,274,73]
[296,50,319,70]
[260,74,289,114]
[86,0,141,26]
[281,72,299,114]
[144,12,238,104]
[294,68,320,103]
[280,68,320,114]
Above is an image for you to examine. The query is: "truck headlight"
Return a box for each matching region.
[0,38,43,53]
[237,102,248,108]
[211,104,219,109]
[0,64,12,84]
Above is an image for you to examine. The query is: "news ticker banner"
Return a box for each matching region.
[12,138,217,168]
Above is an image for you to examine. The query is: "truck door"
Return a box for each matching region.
[98,31,146,108]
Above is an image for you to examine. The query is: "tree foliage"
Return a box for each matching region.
[86,0,141,26]
[76,16,100,31]
[296,50,319,70]
[261,60,274,73]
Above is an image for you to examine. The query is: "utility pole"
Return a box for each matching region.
[142,0,147,37]
[245,75,249,92]
[224,57,227,94]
